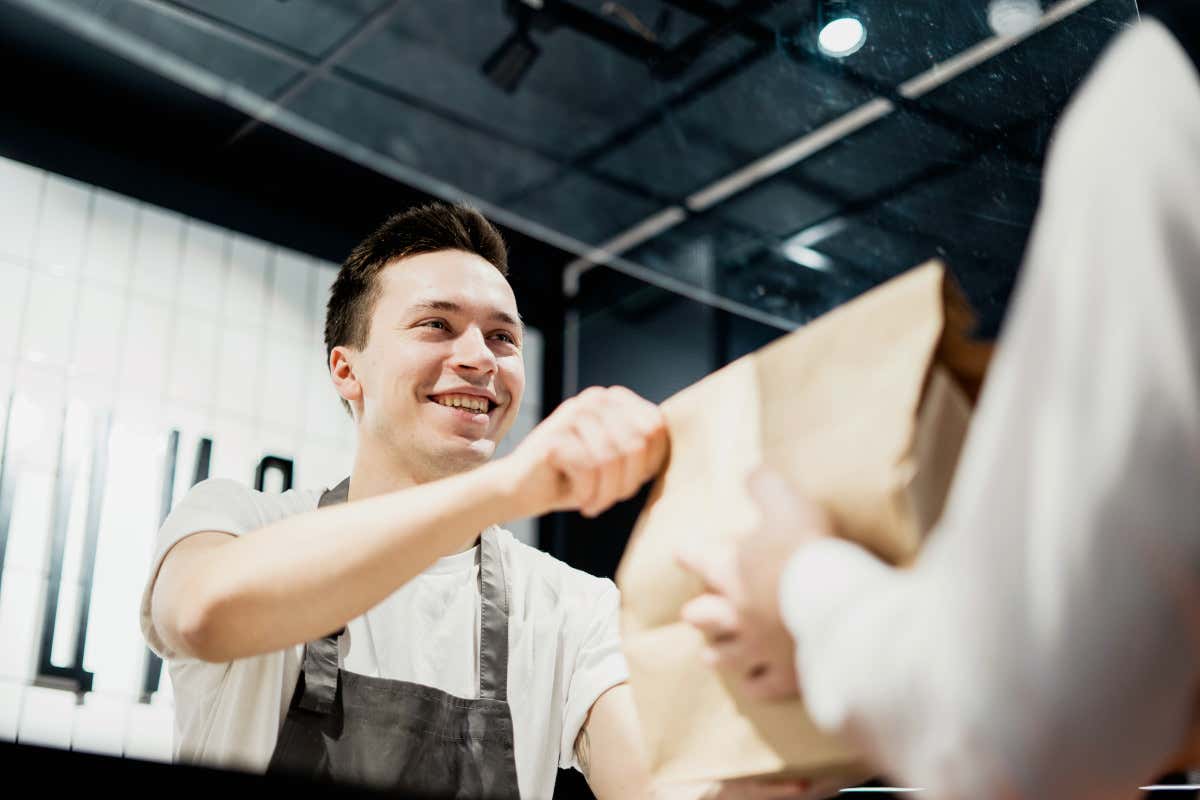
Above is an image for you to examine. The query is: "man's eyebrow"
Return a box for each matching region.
[410,300,525,331]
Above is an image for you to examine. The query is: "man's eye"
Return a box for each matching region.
[423,320,449,330]
[492,332,517,344]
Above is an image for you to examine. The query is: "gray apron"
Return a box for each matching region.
[266,478,522,799]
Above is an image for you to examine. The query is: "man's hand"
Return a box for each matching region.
[502,385,668,520]
[677,467,833,701]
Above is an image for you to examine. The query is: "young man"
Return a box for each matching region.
[140,203,672,799]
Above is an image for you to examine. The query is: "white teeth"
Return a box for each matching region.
[435,394,489,413]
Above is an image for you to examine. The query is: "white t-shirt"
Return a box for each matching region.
[140,478,628,800]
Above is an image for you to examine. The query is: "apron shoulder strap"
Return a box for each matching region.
[307,478,513,705]
[295,478,351,714]
[319,477,351,508]
[298,630,343,714]
[477,529,510,702]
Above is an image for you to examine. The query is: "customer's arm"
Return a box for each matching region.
[151,386,667,663]
[781,19,1200,799]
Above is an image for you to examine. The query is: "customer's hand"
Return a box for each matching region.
[502,385,668,520]
[677,467,833,701]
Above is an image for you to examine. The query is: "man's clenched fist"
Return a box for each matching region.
[503,386,669,520]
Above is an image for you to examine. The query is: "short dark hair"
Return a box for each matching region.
[324,203,509,413]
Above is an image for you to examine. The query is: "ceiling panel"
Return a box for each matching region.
[168,0,390,58]
[915,0,1135,130]
[287,74,562,201]
[589,118,745,199]
[673,48,877,156]
[22,0,1141,333]
[65,0,302,98]
[507,170,663,245]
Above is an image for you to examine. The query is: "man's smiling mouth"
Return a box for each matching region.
[428,393,497,414]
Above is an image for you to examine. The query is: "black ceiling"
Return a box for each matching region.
[4,0,1140,336]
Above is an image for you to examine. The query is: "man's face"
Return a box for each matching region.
[350,249,525,479]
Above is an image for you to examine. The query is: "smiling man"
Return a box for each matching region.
[139,203,680,799]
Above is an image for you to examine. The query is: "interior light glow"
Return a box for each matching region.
[987,0,1042,36]
[818,17,866,58]
[781,238,836,272]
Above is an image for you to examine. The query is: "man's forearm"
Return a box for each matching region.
[155,459,524,662]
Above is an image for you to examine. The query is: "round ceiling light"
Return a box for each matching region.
[818,16,866,58]
[987,0,1042,36]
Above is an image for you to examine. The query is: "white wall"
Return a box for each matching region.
[0,155,542,760]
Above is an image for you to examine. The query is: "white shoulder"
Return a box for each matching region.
[183,477,251,500]
[168,479,323,535]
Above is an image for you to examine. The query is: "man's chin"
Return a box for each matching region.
[425,439,496,476]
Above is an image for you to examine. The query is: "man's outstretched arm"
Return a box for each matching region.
[151,386,667,663]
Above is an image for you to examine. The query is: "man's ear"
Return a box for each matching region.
[329,346,363,407]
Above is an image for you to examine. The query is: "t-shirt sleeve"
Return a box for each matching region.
[558,577,629,771]
[139,478,267,659]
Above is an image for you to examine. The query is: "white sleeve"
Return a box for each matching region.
[559,578,630,771]
[781,19,1200,800]
[139,478,267,658]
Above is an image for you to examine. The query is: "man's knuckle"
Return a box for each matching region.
[619,438,645,457]
[591,440,616,461]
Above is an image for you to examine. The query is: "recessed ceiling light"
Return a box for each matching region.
[818,17,866,58]
[781,238,835,272]
[987,0,1042,36]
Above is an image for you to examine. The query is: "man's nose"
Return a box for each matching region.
[451,326,498,373]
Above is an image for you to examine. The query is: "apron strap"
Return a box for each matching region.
[478,529,510,702]
[293,479,352,714]
[298,630,342,713]
[306,477,512,704]
[319,477,350,508]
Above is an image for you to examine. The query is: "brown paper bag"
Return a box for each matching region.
[615,260,991,785]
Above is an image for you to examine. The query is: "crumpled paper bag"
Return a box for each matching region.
[616,260,991,784]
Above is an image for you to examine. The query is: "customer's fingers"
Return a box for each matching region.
[681,593,740,640]
[742,663,800,702]
[675,548,732,594]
